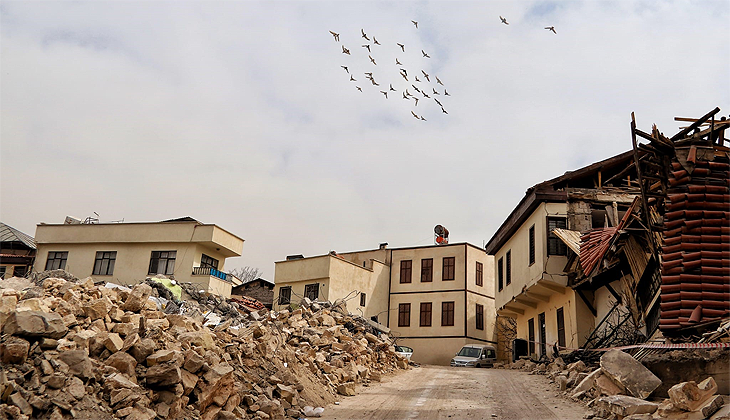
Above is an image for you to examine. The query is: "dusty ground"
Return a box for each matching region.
[318,365,588,420]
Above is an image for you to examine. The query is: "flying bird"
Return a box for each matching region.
[545,26,557,34]
[361,29,370,40]
[415,76,421,82]
[373,37,380,45]
[412,84,421,93]
[405,89,412,96]
[400,72,408,81]
[342,46,350,55]
[356,86,362,92]
[412,20,418,28]
[397,43,405,52]
[396,58,402,65]
[350,75,356,82]
[403,92,409,99]
[422,91,430,98]
[412,111,419,118]
[421,70,430,82]
[436,76,443,85]
[389,84,396,92]
[441,107,448,114]
[420,116,426,121]
[341,66,349,73]
[371,79,380,86]
[362,44,371,52]
[400,69,407,76]
[364,72,373,77]
[413,97,419,106]
[369,55,377,65]
[434,98,442,107]
[500,16,509,25]
[444,89,450,96]
[432,88,439,95]
[329,31,340,41]
[422,50,430,58]
[380,91,388,98]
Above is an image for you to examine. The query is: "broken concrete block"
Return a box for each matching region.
[120,283,153,312]
[145,362,181,387]
[58,349,94,380]
[597,395,659,417]
[572,367,603,397]
[9,392,33,416]
[0,336,30,364]
[701,395,725,418]
[105,351,138,379]
[600,349,661,399]
[337,382,356,396]
[595,371,626,396]
[82,299,109,320]
[105,333,124,353]
[3,310,68,338]
[557,375,568,391]
[668,377,718,412]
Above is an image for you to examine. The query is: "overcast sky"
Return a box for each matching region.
[1,1,728,279]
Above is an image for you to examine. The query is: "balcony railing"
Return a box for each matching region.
[192,266,232,282]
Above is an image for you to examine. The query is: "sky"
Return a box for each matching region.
[1,0,728,279]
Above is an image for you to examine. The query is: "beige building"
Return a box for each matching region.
[274,242,496,365]
[485,151,639,361]
[33,217,244,298]
[1,222,37,279]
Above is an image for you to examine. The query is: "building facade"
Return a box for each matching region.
[32,218,244,297]
[273,242,496,365]
[0,223,37,279]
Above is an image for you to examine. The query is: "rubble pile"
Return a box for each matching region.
[0,276,408,420]
[508,350,729,420]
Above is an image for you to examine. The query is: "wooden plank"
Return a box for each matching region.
[670,107,721,141]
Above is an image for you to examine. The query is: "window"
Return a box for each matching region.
[200,254,219,269]
[93,251,116,276]
[400,260,412,283]
[421,258,433,282]
[529,225,536,265]
[148,251,176,275]
[476,303,484,330]
[279,286,292,305]
[360,293,366,307]
[528,318,535,355]
[304,283,319,301]
[498,257,504,291]
[398,303,411,327]
[557,307,566,348]
[442,257,455,281]
[476,261,483,286]
[45,251,68,270]
[506,250,512,285]
[441,301,455,326]
[547,217,568,256]
[420,302,432,327]
[538,312,547,357]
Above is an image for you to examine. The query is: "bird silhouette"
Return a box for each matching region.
[412,85,421,92]
[412,20,418,28]
[350,75,356,82]
[415,76,421,82]
[405,89,412,96]
[341,66,349,73]
[397,43,405,52]
[369,55,377,65]
[330,31,340,41]
[421,70,430,82]
[412,111,419,118]
[403,92,409,99]
[342,46,350,55]
[362,44,371,52]
[389,84,396,92]
[396,58,402,65]
[444,89,450,96]
[441,107,448,114]
[422,50,430,58]
[380,91,388,98]
[400,69,408,76]
[356,86,362,92]
[361,29,370,40]
[420,116,426,121]
[371,79,380,86]
[436,76,443,85]
[432,88,439,95]
[545,26,557,34]
[434,98,442,107]
[373,37,380,45]
[413,97,419,106]
[422,91,430,98]
[364,72,373,77]
[400,72,408,81]
[500,16,509,25]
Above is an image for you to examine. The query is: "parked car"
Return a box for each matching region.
[450,344,496,368]
[395,345,413,360]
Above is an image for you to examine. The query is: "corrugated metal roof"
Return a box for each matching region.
[553,229,582,255]
[0,223,36,249]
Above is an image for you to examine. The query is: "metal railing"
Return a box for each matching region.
[192,266,233,282]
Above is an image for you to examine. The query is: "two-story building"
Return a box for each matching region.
[485,151,639,360]
[273,242,496,365]
[32,217,244,297]
[1,222,37,279]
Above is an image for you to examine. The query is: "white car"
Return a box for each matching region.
[395,345,413,360]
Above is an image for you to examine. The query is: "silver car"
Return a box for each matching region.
[450,344,496,368]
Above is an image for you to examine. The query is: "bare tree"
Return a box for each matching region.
[229,266,263,284]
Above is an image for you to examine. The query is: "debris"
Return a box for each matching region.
[600,349,662,399]
[667,377,718,411]
[596,395,659,417]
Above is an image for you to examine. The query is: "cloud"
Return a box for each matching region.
[2,1,728,278]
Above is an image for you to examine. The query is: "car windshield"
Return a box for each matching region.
[457,347,481,358]
[396,346,412,353]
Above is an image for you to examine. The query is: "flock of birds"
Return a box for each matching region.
[329,18,557,122]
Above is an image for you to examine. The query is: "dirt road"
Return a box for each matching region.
[317,365,588,420]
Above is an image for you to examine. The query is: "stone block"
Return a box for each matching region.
[58,350,94,380]
[145,362,181,387]
[337,382,356,396]
[668,377,718,412]
[105,333,124,353]
[597,395,659,417]
[121,284,152,313]
[105,351,138,378]
[600,349,661,399]
[0,337,30,364]
[83,299,109,320]
[3,310,68,339]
